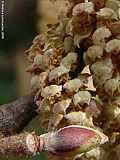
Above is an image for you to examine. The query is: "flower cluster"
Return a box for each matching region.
[27,0,120,159]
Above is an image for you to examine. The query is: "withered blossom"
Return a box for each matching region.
[26,0,120,159]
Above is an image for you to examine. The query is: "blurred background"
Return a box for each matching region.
[0,0,66,159]
[0,0,66,104]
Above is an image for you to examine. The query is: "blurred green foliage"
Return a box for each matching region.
[0,55,47,159]
[0,0,47,159]
[0,51,47,160]
[0,62,47,160]
[0,68,16,105]
[0,152,47,160]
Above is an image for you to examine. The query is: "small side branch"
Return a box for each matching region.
[0,132,43,155]
[0,125,108,156]
[0,93,38,136]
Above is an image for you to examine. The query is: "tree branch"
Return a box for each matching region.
[0,93,38,136]
[0,132,43,155]
[0,125,108,156]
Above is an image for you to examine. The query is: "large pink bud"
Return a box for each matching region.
[40,125,108,155]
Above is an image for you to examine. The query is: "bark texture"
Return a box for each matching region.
[0,93,37,136]
[0,132,43,155]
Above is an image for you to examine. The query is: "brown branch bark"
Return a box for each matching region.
[0,93,38,136]
[0,132,43,155]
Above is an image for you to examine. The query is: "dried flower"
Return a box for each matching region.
[104,78,120,96]
[52,99,71,114]
[63,78,83,93]
[110,21,120,38]
[73,91,91,106]
[85,100,101,118]
[105,39,120,54]
[72,2,94,16]
[84,45,104,64]
[92,26,111,46]
[41,85,62,98]
[105,0,120,17]
[91,59,113,87]
[96,7,118,20]
[31,72,47,88]
[49,65,70,82]
[60,52,78,69]
[64,111,94,127]
[26,0,120,159]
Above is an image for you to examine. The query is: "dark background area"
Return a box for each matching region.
[0,0,47,159]
[0,0,39,104]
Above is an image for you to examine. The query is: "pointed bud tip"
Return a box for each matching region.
[41,125,108,155]
[58,125,109,145]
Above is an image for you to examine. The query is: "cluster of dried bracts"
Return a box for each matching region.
[26,0,120,159]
